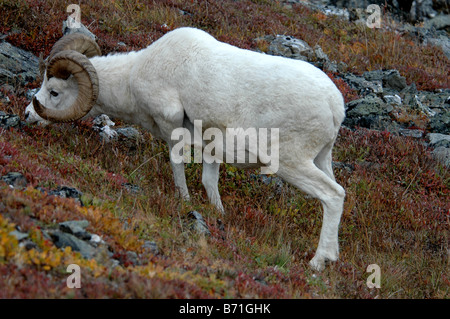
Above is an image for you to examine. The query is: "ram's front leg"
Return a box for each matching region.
[202,160,225,214]
[153,103,191,202]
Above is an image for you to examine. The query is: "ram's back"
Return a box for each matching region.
[136,28,344,139]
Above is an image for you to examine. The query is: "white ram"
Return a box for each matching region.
[25,27,346,271]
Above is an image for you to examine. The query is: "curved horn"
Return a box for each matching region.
[33,50,99,122]
[49,33,101,61]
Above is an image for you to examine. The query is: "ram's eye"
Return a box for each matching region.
[50,90,59,97]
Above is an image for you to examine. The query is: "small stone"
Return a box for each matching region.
[49,186,83,205]
[1,172,28,188]
[398,129,424,138]
[122,183,141,194]
[267,35,314,61]
[59,220,91,240]
[0,113,21,129]
[187,211,210,236]
[384,94,402,106]
[9,230,29,241]
[93,114,115,128]
[431,147,450,167]
[115,127,141,140]
[90,234,105,245]
[143,240,159,255]
[20,240,38,251]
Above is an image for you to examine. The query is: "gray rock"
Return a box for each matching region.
[314,45,329,63]
[410,0,437,22]
[59,220,91,240]
[143,240,159,255]
[250,173,284,194]
[93,114,115,128]
[383,70,407,91]
[267,35,314,61]
[0,112,21,129]
[99,125,118,142]
[427,133,450,148]
[49,186,83,204]
[115,127,141,140]
[339,73,383,96]
[1,172,28,188]
[410,94,436,117]
[428,109,449,134]
[384,94,402,106]
[424,34,450,60]
[402,91,449,126]
[398,128,424,138]
[0,41,39,86]
[125,251,139,266]
[424,14,450,30]
[20,240,38,251]
[89,234,105,245]
[187,211,210,236]
[363,69,407,92]
[122,183,142,194]
[431,147,450,167]
[346,94,387,117]
[344,94,400,130]
[9,230,29,241]
[62,17,97,41]
[48,230,96,259]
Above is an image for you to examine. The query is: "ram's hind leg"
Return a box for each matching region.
[277,162,345,271]
[314,141,335,181]
[167,145,190,201]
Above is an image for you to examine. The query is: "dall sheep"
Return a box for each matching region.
[25,27,346,271]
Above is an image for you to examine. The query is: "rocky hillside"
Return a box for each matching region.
[0,0,448,299]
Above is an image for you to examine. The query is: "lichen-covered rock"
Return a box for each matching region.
[427,133,450,148]
[48,186,83,205]
[59,220,91,241]
[0,41,39,86]
[431,147,450,167]
[428,110,450,135]
[0,111,22,129]
[1,172,28,188]
[48,230,96,259]
[187,211,210,236]
[267,35,314,61]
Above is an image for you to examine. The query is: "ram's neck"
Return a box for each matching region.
[88,51,142,123]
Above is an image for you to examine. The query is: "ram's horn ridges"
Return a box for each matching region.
[49,33,101,61]
[34,50,99,122]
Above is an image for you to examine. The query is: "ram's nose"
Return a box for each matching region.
[24,102,41,124]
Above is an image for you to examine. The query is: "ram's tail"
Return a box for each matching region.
[331,92,346,135]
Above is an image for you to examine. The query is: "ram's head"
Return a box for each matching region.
[25,33,101,125]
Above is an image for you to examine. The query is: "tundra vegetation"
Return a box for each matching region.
[0,0,449,298]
